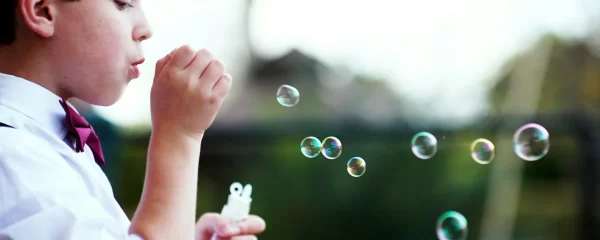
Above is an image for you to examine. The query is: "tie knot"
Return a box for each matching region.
[59,99,105,166]
[60,100,90,129]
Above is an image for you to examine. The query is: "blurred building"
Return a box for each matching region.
[219,48,406,127]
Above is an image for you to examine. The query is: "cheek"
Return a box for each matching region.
[52,8,133,101]
[55,20,129,81]
[80,23,128,72]
[88,34,125,73]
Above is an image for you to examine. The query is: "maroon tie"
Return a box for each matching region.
[59,99,105,166]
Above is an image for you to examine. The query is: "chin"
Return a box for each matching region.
[82,86,126,107]
[101,90,126,106]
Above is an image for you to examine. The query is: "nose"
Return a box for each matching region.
[133,13,154,42]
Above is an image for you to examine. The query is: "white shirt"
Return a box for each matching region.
[0,73,142,240]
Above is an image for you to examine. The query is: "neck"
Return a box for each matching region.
[0,39,71,100]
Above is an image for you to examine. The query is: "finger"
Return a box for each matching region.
[199,59,225,92]
[196,213,232,238]
[184,48,214,77]
[155,58,166,77]
[214,235,257,240]
[154,48,177,77]
[168,47,179,57]
[211,73,232,99]
[228,215,266,236]
[165,45,197,71]
[232,236,258,240]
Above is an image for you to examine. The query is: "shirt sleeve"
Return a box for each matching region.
[0,130,145,240]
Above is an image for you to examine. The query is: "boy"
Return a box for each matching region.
[0,0,265,239]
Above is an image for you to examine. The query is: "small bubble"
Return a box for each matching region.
[513,123,550,161]
[411,132,438,160]
[471,138,495,164]
[347,157,366,177]
[436,211,468,240]
[276,85,300,107]
[321,136,342,159]
[300,136,322,158]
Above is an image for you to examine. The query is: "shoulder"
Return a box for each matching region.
[0,127,90,223]
[0,126,82,181]
[0,129,131,238]
[0,127,63,164]
[0,127,84,200]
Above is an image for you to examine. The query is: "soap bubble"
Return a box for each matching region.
[436,211,468,240]
[276,85,300,107]
[513,123,550,161]
[347,157,366,177]
[321,136,342,159]
[411,132,437,159]
[471,138,495,164]
[300,136,322,158]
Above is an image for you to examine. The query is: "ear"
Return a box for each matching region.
[19,0,56,38]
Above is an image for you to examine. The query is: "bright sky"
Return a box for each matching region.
[95,0,596,127]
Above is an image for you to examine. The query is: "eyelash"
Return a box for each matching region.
[114,0,133,9]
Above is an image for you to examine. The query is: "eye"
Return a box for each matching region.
[114,0,133,9]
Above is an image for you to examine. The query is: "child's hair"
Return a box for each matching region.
[0,0,19,46]
[0,0,81,46]
[0,0,18,46]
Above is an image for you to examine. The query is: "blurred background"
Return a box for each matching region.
[80,0,600,239]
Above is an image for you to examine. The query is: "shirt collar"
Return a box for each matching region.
[0,72,69,139]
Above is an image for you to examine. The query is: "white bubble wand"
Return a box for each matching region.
[210,182,253,240]
[221,182,253,223]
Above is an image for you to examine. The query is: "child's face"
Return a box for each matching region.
[50,0,152,105]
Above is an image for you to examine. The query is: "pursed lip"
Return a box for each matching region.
[132,58,145,66]
[130,58,145,79]
[130,65,140,79]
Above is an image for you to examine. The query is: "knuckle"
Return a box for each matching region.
[197,48,213,59]
[214,59,225,69]
[223,80,232,91]
[209,60,225,72]
[222,74,233,86]
[180,45,196,56]
[224,74,232,82]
